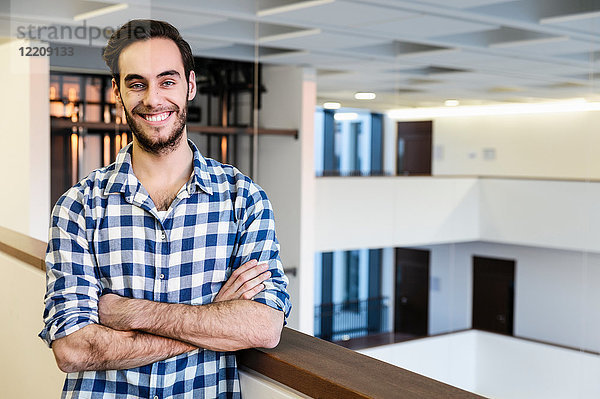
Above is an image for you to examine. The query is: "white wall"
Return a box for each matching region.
[383,114,397,175]
[0,252,65,398]
[239,368,310,399]
[316,177,600,253]
[359,331,477,393]
[421,241,600,353]
[360,330,600,399]
[479,178,600,252]
[0,39,50,240]
[431,111,600,180]
[315,176,480,251]
[424,243,472,335]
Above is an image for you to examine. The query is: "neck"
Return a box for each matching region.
[130,131,193,184]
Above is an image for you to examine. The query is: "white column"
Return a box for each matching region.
[256,66,316,334]
[0,39,50,241]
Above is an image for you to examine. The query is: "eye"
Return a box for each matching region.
[162,80,176,87]
[129,83,145,90]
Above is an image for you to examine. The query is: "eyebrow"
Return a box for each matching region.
[123,70,181,83]
[157,70,181,79]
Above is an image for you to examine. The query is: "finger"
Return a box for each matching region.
[235,271,271,297]
[230,259,258,279]
[228,262,268,292]
[220,259,258,291]
[241,283,265,300]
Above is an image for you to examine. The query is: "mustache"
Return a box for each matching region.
[132,104,179,114]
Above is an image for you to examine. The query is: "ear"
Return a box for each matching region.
[187,70,197,102]
[111,78,122,105]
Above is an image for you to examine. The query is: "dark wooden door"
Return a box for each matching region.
[472,256,515,335]
[395,248,430,336]
[397,121,432,175]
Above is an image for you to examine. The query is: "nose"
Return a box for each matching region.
[142,83,162,109]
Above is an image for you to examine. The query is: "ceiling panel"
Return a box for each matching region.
[542,15,600,36]
[265,0,418,28]
[363,15,498,39]
[494,38,600,57]
[5,0,113,22]
[262,31,388,51]
[261,51,359,67]
[7,0,600,108]
[414,0,520,9]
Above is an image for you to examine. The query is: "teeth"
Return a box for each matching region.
[142,112,171,122]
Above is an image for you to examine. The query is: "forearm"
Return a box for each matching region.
[52,323,196,373]
[109,299,283,352]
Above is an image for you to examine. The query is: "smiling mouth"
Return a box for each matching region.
[139,111,174,122]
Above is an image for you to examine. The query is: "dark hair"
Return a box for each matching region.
[102,19,195,87]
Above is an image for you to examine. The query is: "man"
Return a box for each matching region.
[40,19,291,398]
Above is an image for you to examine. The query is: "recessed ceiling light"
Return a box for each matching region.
[354,92,376,100]
[445,99,460,107]
[323,102,341,109]
[334,112,359,121]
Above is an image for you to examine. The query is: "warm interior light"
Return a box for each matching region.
[65,102,74,118]
[323,102,341,109]
[354,92,376,100]
[334,112,359,121]
[114,132,121,157]
[68,88,77,102]
[71,106,79,122]
[445,99,460,107]
[103,134,111,166]
[121,133,128,149]
[103,105,111,124]
[388,99,600,119]
[221,136,228,164]
[70,133,78,185]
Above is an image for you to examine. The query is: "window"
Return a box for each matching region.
[314,248,388,341]
[315,108,383,177]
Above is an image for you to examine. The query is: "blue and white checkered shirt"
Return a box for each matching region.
[40,140,291,398]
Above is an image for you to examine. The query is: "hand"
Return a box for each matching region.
[214,259,271,302]
[98,293,135,331]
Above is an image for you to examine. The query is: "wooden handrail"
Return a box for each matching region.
[238,328,480,398]
[0,226,482,398]
[0,226,46,271]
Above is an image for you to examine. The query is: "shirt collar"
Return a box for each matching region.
[188,140,214,196]
[104,139,213,197]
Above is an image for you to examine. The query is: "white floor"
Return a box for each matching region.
[359,330,600,399]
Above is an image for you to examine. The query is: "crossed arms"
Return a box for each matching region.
[52,260,283,373]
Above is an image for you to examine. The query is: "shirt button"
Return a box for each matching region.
[154,396,159,399]
[161,232,166,240]
[159,273,165,280]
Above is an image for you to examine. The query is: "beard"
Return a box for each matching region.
[123,100,188,156]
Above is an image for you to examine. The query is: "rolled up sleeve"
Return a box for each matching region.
[233,181,292,320]
[39,190,101,347]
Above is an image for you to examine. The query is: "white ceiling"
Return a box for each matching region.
[3,0,600,110]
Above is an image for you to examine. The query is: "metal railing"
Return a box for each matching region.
[314,297,389,342]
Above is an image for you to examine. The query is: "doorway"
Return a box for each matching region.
[397,121,432,175]
[472,256,515,335]
[394,248,430,336]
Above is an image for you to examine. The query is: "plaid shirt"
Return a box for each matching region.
[40,140,291,399]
